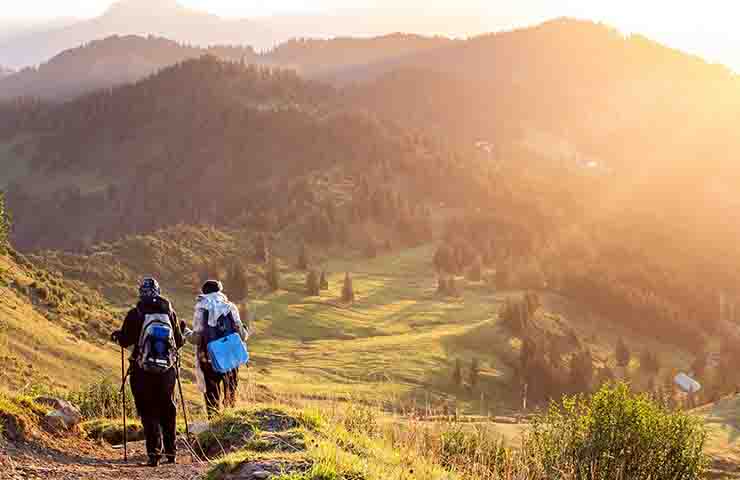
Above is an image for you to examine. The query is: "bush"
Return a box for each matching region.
[439,425,511,477]
[525,382,708,480]
[343,405,378,437]
[67,377,136,420]
[0,192,10,252]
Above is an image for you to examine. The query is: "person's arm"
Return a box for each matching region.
[188,307,205,346]
[171,309,184,349]
[232,304,248,342]
[118,309,140,349]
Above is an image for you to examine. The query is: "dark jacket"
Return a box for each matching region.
[117,296,184,359]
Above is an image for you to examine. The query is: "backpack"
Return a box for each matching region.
[137,312,177,374]
[200,308,249,373]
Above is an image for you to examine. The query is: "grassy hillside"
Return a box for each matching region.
[32,224,704,415]
[0,251,121,391]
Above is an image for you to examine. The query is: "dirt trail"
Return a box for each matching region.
[0,436,206,480]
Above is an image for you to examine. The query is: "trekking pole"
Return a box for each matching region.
[120,346,128,463]
[176,355,191,439]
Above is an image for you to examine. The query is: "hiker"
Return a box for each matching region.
[189,280,249,417]
[111,278,184,467]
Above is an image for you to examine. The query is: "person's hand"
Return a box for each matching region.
[110,330,122,343]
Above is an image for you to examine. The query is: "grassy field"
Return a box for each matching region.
[22,227,704,416]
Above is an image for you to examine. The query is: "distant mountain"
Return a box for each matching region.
[0,35,257,101]
[0,33,452,101]
[0,0,276,69]
[263,33,455,79]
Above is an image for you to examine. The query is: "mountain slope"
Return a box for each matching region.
[0,251,121,390]
[0,33,453,102]
[0,36,257,101]
[1,55,443,251]
[0,0,276,69]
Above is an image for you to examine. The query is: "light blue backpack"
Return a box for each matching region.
[203,310,249,374]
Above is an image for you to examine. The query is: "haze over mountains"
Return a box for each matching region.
[0,0,275,69]
[0,33,452,101]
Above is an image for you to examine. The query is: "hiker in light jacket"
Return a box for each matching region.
[189,280,249,417]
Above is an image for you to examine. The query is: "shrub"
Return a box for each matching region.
[439,425,511,477]
[67,377,136,420]
[343,405,378,437]
[525,382,708,480]
[0,192,10,252]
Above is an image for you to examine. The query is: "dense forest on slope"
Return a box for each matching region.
[1,56,447,252]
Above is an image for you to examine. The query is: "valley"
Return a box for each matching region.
[1,6,740,479]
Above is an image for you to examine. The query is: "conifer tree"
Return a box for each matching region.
[227,263,249,301]
[469,358,481,389]
[267,256,280,292]
[342,272,355,302]
[298,243,309,270]
[616,337,630,368]
[255,233,269,264]
[467,256,483,282]
[453,358,463,387]
[306,270,320,296]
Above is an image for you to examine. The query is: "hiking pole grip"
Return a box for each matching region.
[121,346,128,463]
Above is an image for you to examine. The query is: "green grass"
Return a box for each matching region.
[27,226,702,415]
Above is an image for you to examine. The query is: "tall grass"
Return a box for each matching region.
[67,377,136,420]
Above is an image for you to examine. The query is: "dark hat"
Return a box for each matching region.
[139,277,161,298]
[202,280,223,295]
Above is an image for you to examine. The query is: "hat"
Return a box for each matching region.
[201,280,223,295]
[139,277,161,298]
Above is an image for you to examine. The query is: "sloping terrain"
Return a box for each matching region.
[0,36,258,101]
[0,251,121,391]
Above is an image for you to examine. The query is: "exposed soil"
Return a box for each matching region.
[0,436,206,480]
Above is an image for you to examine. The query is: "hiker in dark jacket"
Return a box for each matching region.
[189,280,249,417]
[111,278,184,467]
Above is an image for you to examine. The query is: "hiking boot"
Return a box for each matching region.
[165,456,176,465]
[144,456,160,468]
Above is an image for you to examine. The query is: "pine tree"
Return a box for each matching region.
[616,337,630,368]
[306,270,320,296]
[267,256,280,292]
[437,277,447,295]
[342,272,355,302]
[448,277,460,297]
[469,358,481,389]
[298,243,309,270]
[320,271,329,290]
[453,358,463,387]
[467,256,483,282]
[570,349,594,393]
[255,233,269,264]
[227,263,249,301]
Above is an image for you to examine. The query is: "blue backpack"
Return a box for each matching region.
[137,313,177,374]
[202,310,249,374]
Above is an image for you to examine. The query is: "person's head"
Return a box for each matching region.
[139,277,161,299]
[202,280,223,295]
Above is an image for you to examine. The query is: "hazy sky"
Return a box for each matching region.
[1,0,738,69]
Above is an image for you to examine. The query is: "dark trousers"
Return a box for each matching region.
[130,366,178,460]
[202,362,239,417]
